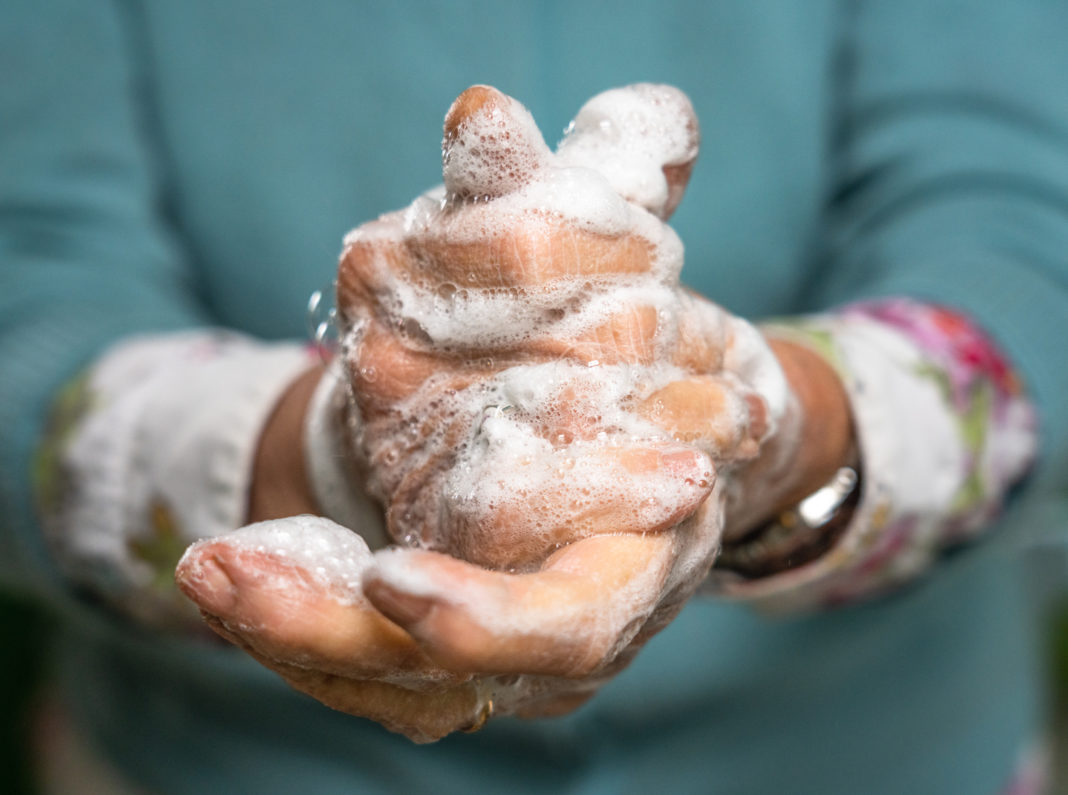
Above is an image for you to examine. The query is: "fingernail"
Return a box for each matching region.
[365,581,435,626]
[176,554,237,616]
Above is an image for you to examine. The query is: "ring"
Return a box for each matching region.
[461,698,494,733]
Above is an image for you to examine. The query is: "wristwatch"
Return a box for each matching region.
[716,464,861,579]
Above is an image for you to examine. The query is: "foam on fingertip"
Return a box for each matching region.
[196,515,375,605]
[555,84,699,219]
[442,85,552,200]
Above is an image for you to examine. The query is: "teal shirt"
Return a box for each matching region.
[3,1,1068,792]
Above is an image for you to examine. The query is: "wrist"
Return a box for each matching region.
[247,366,323,523]
[764,338,855,513]
[723,337,855,541]
[718,463,860,577]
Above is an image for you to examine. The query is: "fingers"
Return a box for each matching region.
[175,519,448,680]
[529,303,660,366]
[176,518,502,743]
[637,376,765,460]
[345,317,468,408]
[441,83,700,222]
[339,215,664,410]
[336,224,411,321]
[346,294,662,411]
[670,291,730,373]
[363,531,684,678]
[339,204,655,302]
[273,663,483,744]
[438,443,714,570]
[555,83,700,220]
[204,613,484,744]
[408,218,654,288]
[337,82,706,392]
[660,159,696,221]
[442,85,552,200]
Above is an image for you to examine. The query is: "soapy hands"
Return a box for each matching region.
[338,84,779,568]
[177,85,809,741]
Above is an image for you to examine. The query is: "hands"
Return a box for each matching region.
[177,84,837,741]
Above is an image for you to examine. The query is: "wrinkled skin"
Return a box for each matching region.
[177,85,776,742]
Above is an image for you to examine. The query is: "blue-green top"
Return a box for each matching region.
[2,1,1068,792]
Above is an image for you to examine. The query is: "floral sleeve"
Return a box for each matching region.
[709,298,1037,610]
[34,332,314,627]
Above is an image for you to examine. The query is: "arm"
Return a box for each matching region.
[1,2,333,628]
[811,0,1068,487]
[181,0,1067,734]
[247,367,322,523]
[709,0,1062,607]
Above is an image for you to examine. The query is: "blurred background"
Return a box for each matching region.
[4,577,1068,793]
[1,593,48,794]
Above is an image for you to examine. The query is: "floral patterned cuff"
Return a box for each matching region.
[708,299,1037,611]
[34,331,314,627]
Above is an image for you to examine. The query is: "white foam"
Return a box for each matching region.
[487,167,634,237]
[556,84,699,218]
[214,515,373,604]
[378,274,679,354]
[442,90,551,200]
[723,316,788,433]
[337,83,781,576]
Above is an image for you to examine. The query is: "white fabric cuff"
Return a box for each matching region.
[709,306,1035,611]
[303,362,388,549]
[41,331,312,623]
